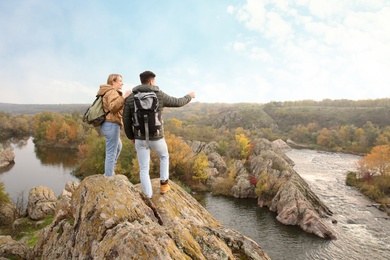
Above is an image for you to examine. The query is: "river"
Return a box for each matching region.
[1,139,389,259]
[0,138,79,202]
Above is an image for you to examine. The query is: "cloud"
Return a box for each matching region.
[235,0,266,32]
[227,5,235,14]
[248,47,273,62]
[264,11,294,41]
[233,41,246,52]
[1,1,390,105]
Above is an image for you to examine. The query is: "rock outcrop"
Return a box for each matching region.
[192,137,337,239]
[31,175,270,259]
[0,203,16,227]
[269,173,336,239]
[27,186,58,220]
[0,149,14,168]
[0,235,34,260]
[243,138,336,239]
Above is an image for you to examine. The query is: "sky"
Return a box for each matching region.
[1,0,389,104]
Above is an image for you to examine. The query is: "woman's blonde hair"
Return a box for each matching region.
[107,74,122,85]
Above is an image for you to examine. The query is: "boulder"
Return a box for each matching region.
[0,203,16,227]
[33,175,270,259]
[185,140,207,154]
[230,160,257,198]
[27,186,57,220]
[0,149,14,168]
[207,152,226,174]
[53,181,79,224]
[203,141,219,155]
[272,139,291,152]
[0,235,34,260]
[253,138,294,166]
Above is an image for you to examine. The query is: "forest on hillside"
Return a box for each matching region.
[2,98,390,153]
[1,98,390,208]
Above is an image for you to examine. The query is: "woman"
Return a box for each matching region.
[98,74,131,177]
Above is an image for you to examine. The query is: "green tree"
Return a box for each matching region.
[74,129,105,178]
[0,183,10,205]
[339,125,356,146]
[290,125,309,143]
[354,128,367,148]
[363,121,380,147]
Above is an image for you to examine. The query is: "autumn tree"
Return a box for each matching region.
[375,126,390,146]
[235,133,252,161]
[33,112,86,148]
[358,145,390,178]
[191,152,208,183]
[0,112,31,139]
[317,128,330,147]
[165,132,194,179]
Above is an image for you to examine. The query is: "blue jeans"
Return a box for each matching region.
[135,138,169,198]
[101,122,122,177]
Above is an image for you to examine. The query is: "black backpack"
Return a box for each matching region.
[133,92,162,146]
[83,95,109,127]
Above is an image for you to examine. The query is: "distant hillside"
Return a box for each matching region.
[0,103,89,114]
[2,98,390,132]
[263,98,390,130]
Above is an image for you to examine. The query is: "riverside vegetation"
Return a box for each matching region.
[1,99,390,248]
[2,99,390,203]
[1,99,390,204]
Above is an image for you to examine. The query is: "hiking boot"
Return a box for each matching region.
[160,181,170,195]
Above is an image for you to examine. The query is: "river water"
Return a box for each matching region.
[284,149,390,259]
[201,149,390,260]
[0,138,79,202]
[1,139,389,259]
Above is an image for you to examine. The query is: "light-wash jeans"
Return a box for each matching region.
[135,138,169,198]
[101,121,122,177]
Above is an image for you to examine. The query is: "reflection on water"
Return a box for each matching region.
[35,146,78,168]
[0,163,14,174]
[0,137,79,201]
[197,193,328,260]
[0,137,29,150]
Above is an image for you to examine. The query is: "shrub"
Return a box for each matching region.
[255,171,285,202]
[345,171,358,186]
[211,163,237,196]
[0,182,10,205]
[360,184,385,200]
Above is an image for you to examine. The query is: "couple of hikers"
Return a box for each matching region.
[97,71,195,198]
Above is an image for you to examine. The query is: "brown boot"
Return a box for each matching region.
[160,180,170,194]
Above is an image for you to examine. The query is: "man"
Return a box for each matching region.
[123,71,195,198]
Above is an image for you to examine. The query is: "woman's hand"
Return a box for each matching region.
[123,90,132,99]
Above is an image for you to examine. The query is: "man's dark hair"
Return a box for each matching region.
[140,71,156,84]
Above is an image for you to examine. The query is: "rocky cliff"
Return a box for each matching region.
[1,175,270,259]
[188,138,337,239]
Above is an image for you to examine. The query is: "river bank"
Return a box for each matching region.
[1,139,390,259]
[285,149,390,259]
